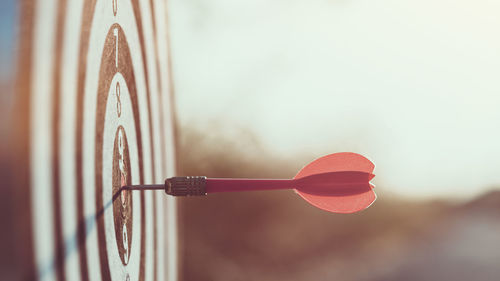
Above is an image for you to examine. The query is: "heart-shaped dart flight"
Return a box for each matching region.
[293,152,376,213]
[125,152,376,213]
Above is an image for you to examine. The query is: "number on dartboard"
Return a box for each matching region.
[114,27,119,68]
[113,0,118,16]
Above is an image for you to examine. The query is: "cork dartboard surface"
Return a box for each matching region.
[9,0,178,280]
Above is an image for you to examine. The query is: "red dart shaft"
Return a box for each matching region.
[157,177,294,196]
[206,178,293,193]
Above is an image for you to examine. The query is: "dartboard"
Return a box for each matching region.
[10,0,177,280]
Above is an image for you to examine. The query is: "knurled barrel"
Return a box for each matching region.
[165,176,207,196]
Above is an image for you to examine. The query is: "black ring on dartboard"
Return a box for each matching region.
[73,2,160,281]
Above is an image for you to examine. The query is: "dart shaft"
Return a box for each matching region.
[206,178,293,193]
[126,184,164,190]
[125,177,294,196]
[165,177,294,195]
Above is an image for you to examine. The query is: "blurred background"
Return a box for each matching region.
[168,0,500,280]
[2,0,500,280]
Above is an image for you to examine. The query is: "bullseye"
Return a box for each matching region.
[113,126,133,265]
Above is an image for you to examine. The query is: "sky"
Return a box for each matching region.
[168,0,500,200]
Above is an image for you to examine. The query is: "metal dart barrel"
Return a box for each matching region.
[125,176,208,196]
[165,176,207,196]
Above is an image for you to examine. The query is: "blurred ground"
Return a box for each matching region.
[177,127,500,281]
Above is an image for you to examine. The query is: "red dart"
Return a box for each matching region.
[126,152,376,213]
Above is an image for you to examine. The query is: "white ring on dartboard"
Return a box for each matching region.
[58,1,85,281]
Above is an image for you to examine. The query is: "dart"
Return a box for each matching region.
[126,152,376,213]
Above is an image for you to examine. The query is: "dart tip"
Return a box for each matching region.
[123,184,165,191]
